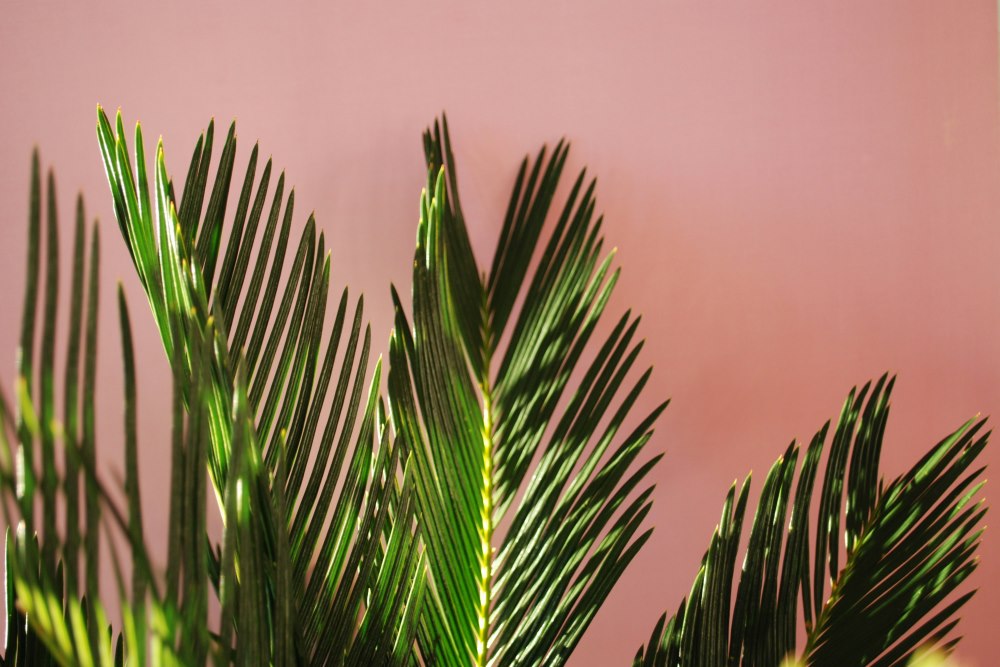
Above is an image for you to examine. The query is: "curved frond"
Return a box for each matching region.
[388,116,666,667]
[1,153,114,666]
[635,376,989,667]
[97,109,423,664]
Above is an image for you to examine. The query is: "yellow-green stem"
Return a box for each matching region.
[475,379,495,667]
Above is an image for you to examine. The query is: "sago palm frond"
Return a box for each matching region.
[0,152,112,666]
[0,153,174,665]
[0,151,269,666]
[6,287,209,667]
[96,108,425,665]
[634,375,989,667]
[386,116,667,667]
[2,113,991,667]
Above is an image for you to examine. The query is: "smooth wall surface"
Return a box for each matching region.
[1,3,998,664]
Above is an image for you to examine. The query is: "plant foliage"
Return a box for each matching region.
[634,377,989,667]
[0,113,989,667]
[387,119,666,666]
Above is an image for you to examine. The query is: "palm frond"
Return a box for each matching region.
[4,283,200,667]
[634,376,989,666]
[6,115,990,667]
[0,154,186,667]
[387,116,666,666]
[97,108,423,664]
[1,153,110,666]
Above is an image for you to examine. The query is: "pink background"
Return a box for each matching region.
[1,3,998,664]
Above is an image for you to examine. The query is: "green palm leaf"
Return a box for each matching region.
[6,115,990,667]
[96,109,423,664]
[0,154,179,667]
[1,153,110,666]
[387,116,667,666]
[634,375,989,666]
[5,280,217,667]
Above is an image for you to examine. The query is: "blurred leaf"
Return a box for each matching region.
[635,377,989,667]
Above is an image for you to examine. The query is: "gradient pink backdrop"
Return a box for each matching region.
[1,3,998,664]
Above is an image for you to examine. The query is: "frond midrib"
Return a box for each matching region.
[475,298,496,667]
[476,373,496,666]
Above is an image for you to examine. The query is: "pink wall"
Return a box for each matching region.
[1,3,997,664]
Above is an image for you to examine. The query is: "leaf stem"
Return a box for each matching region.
[476,376,495,667]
